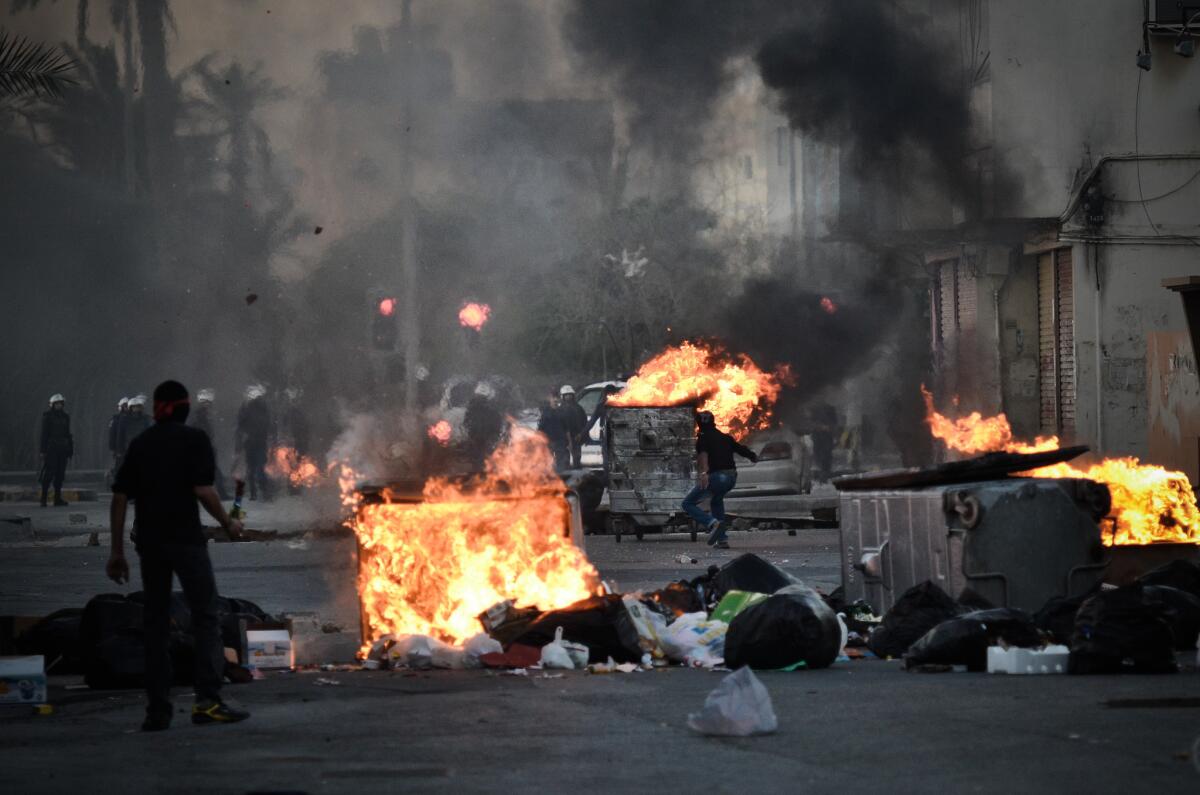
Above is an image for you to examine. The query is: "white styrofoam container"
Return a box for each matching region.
[0,655,48,704]
[987,645,1069,675]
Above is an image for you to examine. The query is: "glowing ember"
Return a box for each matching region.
[266,446,321,487]
[427,419,452,446]
[458,302,491,331]
[608,341,787,438]
[820,296,838,315]
[352,425,599,647]
[922,386,1199,545]
[378,297,396,317]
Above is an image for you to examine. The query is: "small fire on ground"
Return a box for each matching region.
[458,302,491,331]
[608,340,788,439]
[267,446,321,488]
[921,386,1200,545]
[351,425,598,648]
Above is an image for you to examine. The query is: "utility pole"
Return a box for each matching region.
[398,0,420,416]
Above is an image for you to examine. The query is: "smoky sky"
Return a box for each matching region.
[756,2,988,206]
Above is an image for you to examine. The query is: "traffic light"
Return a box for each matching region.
[373,296,398,351]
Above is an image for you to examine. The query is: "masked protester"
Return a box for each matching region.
[681,411,758,549]
[107,380,249,731]
[558,385,587,469]
[464,382,504,471]
[39,394,73,507]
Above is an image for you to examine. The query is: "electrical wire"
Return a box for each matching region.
[1106,165,1200,202]
[1133,69,1159,235]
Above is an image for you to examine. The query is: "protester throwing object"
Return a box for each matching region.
[681,410,757,549]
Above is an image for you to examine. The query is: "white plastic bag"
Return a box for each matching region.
[623,596,669,659]
[389,635,434,669]
[687,667,778,737]
[661,612,728,668]
[463,633,503,669]
[540,626,576,670]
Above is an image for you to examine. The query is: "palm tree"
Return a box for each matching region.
[0,29,75,100]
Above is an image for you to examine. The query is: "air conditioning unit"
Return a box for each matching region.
[1148,1,1200,35]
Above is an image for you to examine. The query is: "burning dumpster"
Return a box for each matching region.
[836,447,1112,614]
[347,427,598,649]
[605,405,697,541]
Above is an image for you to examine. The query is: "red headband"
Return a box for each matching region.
[153,397,190,422]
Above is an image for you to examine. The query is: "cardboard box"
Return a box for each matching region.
[245,628,294,670]
[0,655,48,704]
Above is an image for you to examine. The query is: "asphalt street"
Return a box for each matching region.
[1,495,1198,792]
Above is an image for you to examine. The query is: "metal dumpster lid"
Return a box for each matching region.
[832,445,1090,491]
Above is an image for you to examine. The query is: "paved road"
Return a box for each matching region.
[3,495,1199,792]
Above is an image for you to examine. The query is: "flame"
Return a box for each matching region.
[608,340,787,438]
[352,424,599,647]
[427,420,452,446]
[922,386,1199,545]
[458,302,491,331]
[920,386,1059,455]
[820,296,838,315]
[266,446,322,488]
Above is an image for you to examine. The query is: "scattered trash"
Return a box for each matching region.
[648,581,705,616]
[867,581,964,659]
[623,597,668,661]
[1069,584,1179,674]
[988,645,1069,674]
[479,644,542,670]
[540,627,577,670]
[709,590,768,624]
[1141,585,1200,650]
[540,672,565,679]
[708,553,801,607]
[1034,591,1094,645]
[687,667,777,737]
[246,627,294,670]
[725,586,842,670]
[660,612,728,668]
[286,540,308,550]
[314,677,340,686]
[903,608,1042,672]
[463,633,504,669]
[513,595,642,664]
[478,600,543,646]
[313,225,324,235]
[1137,559,1200,599]
[500,668,528,677]
[675,554,698,564]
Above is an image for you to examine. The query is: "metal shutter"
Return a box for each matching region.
[1037,250,1075,437]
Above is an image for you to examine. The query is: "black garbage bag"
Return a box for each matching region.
[1142,585,1200,650]
[725,586,842,670]
[903,608,1043,672]
[1068,585,1178,674]
[18,608,85,674]
[1034,591,1094,645]
[1137,559,1200,600]
[709,553,800,606]
[512,594,642,663]
[867,581,964,659]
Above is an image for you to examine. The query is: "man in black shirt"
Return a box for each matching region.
[681,410,757,549]
[107,380,249,731]
[558,385,588,469]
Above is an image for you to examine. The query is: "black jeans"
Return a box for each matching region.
[138,542,224,718]
[245,444,271,500]
[40,451,68,497]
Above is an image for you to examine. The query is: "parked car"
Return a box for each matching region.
[728,426,813,496]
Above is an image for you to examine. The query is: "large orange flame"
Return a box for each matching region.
[352,424,599,647]
[608,341,787,438]
[921,386,1199,545]
[266,446,322,488]
[458,302,491,331]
